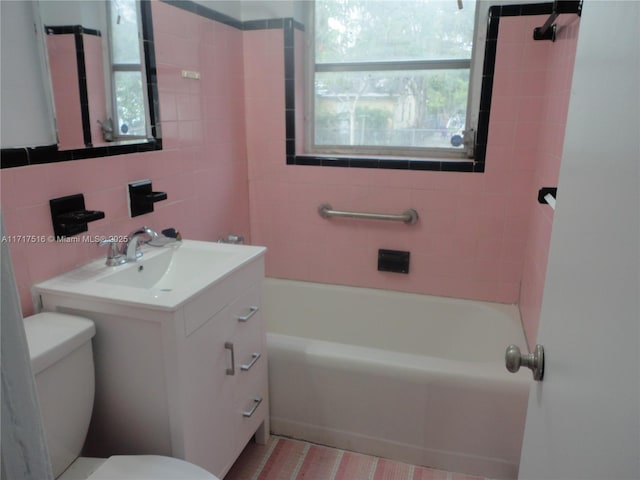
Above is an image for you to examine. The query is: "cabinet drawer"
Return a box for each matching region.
[184,259,264,336]
[235,350,267,404]
[229,282,265,367]
[234,371,268,451]
[229,281,262,326]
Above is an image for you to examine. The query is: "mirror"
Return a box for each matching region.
[37,0,160,152]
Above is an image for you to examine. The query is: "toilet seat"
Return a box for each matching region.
[87,456,219,480]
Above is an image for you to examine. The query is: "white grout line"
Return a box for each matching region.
[251,437,280,480]
[290,442,311,478]
[328,450,344,480]
[367,457,379,480]
[408,464,415,480]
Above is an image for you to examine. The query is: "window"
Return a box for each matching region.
[309,0,479,160]
[107,0,149,139]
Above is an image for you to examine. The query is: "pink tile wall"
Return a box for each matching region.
[246,29,516,303]
[46,34,85,150]
[5,7,578,335]
[84,34,109,147]
[514,16,580,349]
[245,15,578,313]
[1,1,250,316]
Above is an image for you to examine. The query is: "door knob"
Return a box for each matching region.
[505,344,544,381]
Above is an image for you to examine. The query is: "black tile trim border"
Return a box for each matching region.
[140,0,161,140]
[1,140,163,169]
[45,25,102,37]
[284,20,296,151]
[1,1,556,170]
[1,0,306,169]
[159,1,305,32]
[159,2,304,174]
[160,0,243,29]
[74,32,92,147]
[293,155,483,173]
[1,1,161,168]
[45,25,95,147]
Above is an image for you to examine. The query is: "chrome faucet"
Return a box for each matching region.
[125,226,159,261]
[97,237,128,266]
[98,227,179,266]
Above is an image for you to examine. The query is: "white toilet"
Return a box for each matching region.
[24,312,220,480]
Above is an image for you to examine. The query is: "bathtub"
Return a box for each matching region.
[264,279,530,480]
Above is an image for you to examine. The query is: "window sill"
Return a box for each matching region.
[288,154,484,173]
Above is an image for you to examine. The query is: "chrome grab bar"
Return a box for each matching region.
[241,353,261,371]
[318,203,418,225]
[242,397,263,418]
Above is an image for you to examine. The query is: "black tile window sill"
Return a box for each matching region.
[288,155,483,173]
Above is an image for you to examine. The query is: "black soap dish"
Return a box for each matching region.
[378,249,410,274]
[128,179,168,217]
[50,193,105,239]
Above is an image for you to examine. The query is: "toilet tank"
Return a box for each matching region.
[24,312,96,478]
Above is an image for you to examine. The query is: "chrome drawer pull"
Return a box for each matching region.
[237,306,259,322]
[224,342,235,376]
[240,353,261,371]
[242,397,262,418]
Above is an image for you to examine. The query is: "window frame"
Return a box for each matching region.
[304,0,488,162]
[105,0,151,142]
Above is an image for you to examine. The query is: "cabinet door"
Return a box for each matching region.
[180,305,236,477]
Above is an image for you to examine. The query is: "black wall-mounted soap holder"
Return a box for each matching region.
[378,249,410,274]
[50,193,105,239]
[128,179,167,217]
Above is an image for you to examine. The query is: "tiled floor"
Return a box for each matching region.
[224,436,488,480]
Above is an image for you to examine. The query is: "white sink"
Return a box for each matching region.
[97,244,239,290]
[34,240,266,310]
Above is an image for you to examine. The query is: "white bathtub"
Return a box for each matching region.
[264,279,530,480]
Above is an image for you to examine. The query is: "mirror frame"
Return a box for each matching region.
[1,0,161,169]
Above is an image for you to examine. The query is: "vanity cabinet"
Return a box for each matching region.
[178,277,269,476]
[35,250,268,479]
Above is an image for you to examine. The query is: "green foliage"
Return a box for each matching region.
[423,70,469,116]
[355,106,391,129]
[109,0,146,137]
[115,72,145,136]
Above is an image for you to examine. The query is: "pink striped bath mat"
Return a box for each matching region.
[224,436,487,480]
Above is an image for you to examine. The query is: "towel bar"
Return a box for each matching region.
[318,204,418,225]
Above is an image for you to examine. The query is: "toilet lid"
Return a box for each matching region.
[87,455,219,480]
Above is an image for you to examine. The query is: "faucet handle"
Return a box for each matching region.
[98,238,126,266]
[98,237,118,251]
